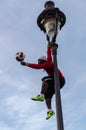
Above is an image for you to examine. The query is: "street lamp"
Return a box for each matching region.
[37,1,66,130]
[37,1,66,43]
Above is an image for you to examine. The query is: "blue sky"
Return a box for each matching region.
[0,0,86,130]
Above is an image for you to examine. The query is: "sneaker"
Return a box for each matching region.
[31,95,44,101]
[46,110,55,120]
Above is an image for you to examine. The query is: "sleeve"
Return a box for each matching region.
[28,62,50,69]
[47,46,52,62]
[28,63,43,69]
[58,69,65,79]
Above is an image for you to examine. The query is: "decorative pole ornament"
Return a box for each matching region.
[37,1,66,42]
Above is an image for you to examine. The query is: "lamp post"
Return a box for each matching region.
[37,1,66,130]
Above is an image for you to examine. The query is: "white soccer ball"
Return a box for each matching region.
[16,52,25,62]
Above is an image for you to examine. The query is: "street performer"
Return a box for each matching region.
[20,42,65,119]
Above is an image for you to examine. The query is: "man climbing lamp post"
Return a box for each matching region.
[37,1,66,130]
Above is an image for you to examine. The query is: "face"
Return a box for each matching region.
[38,59,46,64]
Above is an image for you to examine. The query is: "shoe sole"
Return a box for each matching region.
[31,98,44,102]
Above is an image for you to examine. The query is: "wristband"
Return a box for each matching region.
[25,63,29,66]
[47,44,51,48]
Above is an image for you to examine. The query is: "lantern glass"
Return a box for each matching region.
[44,19,60,42]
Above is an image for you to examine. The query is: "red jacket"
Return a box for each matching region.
[28,46,64,79]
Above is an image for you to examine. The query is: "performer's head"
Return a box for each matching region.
[38,56,47,64]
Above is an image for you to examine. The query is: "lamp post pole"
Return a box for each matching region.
[51,43,64,130]
[37,1,66,130]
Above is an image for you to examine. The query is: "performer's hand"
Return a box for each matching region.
[47,42,51,48]
[20,61,26,66]
[51,43,58,55]
[21,62,29,66]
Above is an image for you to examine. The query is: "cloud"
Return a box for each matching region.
[0,0,86,130]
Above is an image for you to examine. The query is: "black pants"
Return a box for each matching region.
[42,76,65,99]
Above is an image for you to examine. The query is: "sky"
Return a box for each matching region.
[0,0,86,130]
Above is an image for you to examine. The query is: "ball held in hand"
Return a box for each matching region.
[16,52,25,62]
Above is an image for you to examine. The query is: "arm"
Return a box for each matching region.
[20,61,51,69]
[28,63,46,69]
[47,43,52,62]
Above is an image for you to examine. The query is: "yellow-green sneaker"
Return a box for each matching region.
[31,95,44,101]
[46,110,55,120]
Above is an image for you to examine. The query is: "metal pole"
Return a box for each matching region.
[51,43,64,130]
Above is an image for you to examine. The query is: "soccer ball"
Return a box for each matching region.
[16,52,25,62]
